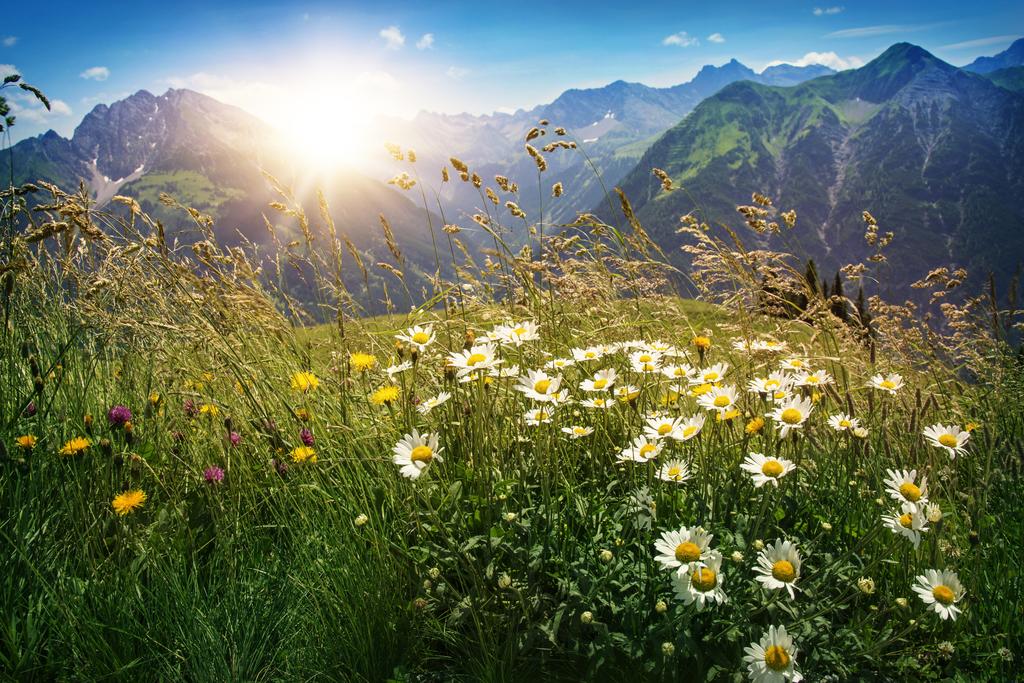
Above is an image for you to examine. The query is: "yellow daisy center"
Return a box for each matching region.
[657,423,673,436]
[765,380,780,389]
[639,354,653,363]
[880,380,896,390]
[585,352,596,359]
[899,483,922,502]
[806,375,820,384]
[761,460,784,477]
[938,433,959,448]
[780,408,803,424]
[713,395,731,408]
[771,560,796,582]
[764,645,791,671]
[839,419,851,428]
[593,378,608,389]
[674,542,702,563]
[674,368,687,377]
[466,353,487,366]
[667,466,683,479]
[899,512,913,528]
[410,445,433,463]
[573,427,588,435]
[534,379,551,393]
[704,372,719,381]
[683,425,698,437]
[534,411,550,421]
[932,584,955,605]
[412,332,430,344]
[690,567,717,591]
[514,327,527,336]
[639,443,658,458]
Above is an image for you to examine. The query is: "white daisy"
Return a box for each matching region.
[629,349,663,374]
[870,373,904,394]
[779,358,809,372]
[691,362,729,385]
[767,396,813,438]
[515,369,563,403]
[912,569,965,621]
[617,435,663,463]
[561,425,594,439]
[884,503,929,548]
[743,624,803,682]
[741,453,796,488]
[644,415,687,441]
[922,423,970,458]
[544,357,575,371]
[883,469,929,510]
[417,391,452,415]
[827,414,859,432]
[674,413,705,442]
[661,363,695,381]
[697,385,739,414]
[793,370,832,388]
[524,407,555,426]
[579,368,617,392]
[580,396,614,410]
[392,430,443,479]
[494,320,540,346]
[614,384,642,403]
[672,551,727,610]
[754,540,802,600]
[653,525,713,572]
[571,346,605,363]
[448,343,501,377]
[385,361,413,377]
[658,459,692,484]
[747,372,794,396]
[395,324,435,351]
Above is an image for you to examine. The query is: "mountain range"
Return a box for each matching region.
[8,39,1024,309]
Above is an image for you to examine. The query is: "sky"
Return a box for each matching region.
[2,0,1022,145]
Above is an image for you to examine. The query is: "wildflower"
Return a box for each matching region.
[199,403,219,417]
[393,430,443,479]
[852,426,869,438]
[748,372,793,396]
[629,350,662,373]
[731,551,745,563]
[503,512,518,522]
[291,371,319,393]
[580,396,614,410]
[23,401,37,418]
[692,362,729,384]
[112,489,147,516]
[59,437,91,456]
[579,610,593,624]
[523,407,554,426]
[148,392,161,406]
[644,415,686,441]
[937,641,955,659]
[675,414,705,441]
[672,552,727,610]
[354,514,369,526]
[691,336,711,350]
[753,539,765,551]
[571,346,605,363]
[780,358,809,371]
[385,361,413,377]
[697,385,739,414]
[884,503,928,548]
[870,373,904,394]
[655,600,668,614]
[618,435,663,463]
[662,642,675,656]
[658,459,691,484]
[498,573,513,589]
[291,446,317,463]
[913,569,965,620]
[746,417,765,435]
[229,431,241,446]
[654,525,713,573]
[922,423,970,458]
[494,320,540,346]
[926,502,943,523]
[767,397,813,438]
[395,324,435,351]
[204,466,224,483]
[350,352,377,373]
[884,469,929,510]
[754,540,802,599]
[599,549,614,563]
[448,343,501,377]
[579,368,617,392]
[741,453,796,487]
[858,577,876,595]
[895,597,909,608]
[107,405,132,427]
[15,434,37,450]
[743,625,803,682]
[717,408,741,422]
[183,400,199,418]
[417,391,452,415]
[298,428,315,447]
[794,370,832,387]
[614,384,642,403]
[820,521,832,532]
[370,385,401,406]
[516,369,563,403]
[562,425,594,439]
[827,414,859,432]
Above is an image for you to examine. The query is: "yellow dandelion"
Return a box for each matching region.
[965,422,980,432]
[295,408,313,422]
[291,371,319,393]
[15,434,37,449]
[148,392,161,406]
[292,446,317,463]
[59,436,91,456]
[350,352,377,373]
[717,408,741,422]
[691,336,711,350]
[745,417,765,435]
[112,489,147,516]
[371,385,402,406]
[199,403,220,417]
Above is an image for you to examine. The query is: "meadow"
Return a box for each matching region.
[1,140,1023,682]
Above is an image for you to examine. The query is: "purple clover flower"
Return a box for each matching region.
[204,466,225,484]
[107,405,132,427]
[299,428,315,446]
[229,431,242,447]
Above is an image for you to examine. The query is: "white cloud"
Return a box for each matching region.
[663,31,699,47]
[813,6,844,16]
[446,66,469,80]
[416,33,434,50]
[379,25,406,50]
[826,23,939,39]
[765,51,864,71]
[2,36,16,47]
[7,89,72,124]
[0,63,17,77]
[707,33,725,44]
[80,66,110,81]
[940,34,1021,51]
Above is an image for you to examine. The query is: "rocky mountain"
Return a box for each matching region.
[10,89,448,314]
[608,43,1024,302]
[963,37,1024,74]
[388,60,835,230]
[984,66,1024,93]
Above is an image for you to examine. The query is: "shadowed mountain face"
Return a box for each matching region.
[607,43,1024,302]
[963,38,1024,74]
[9,89,448,315]
[386,61,835,230]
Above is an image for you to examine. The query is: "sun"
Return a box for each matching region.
[274,81,380,170]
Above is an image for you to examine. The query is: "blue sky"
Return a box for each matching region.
[2,0,1022,143]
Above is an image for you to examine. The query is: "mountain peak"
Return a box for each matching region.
[821,42,954,102]
[964,37,1024,74]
